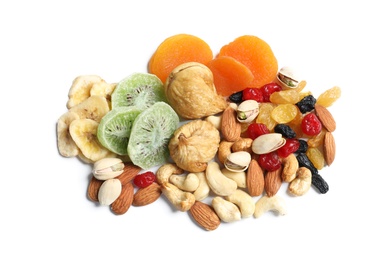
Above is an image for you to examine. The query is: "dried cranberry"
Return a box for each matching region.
[276,138,300,158]
[246,123,270,140]
[242,88,264,102]
[301,113,322,136]
[259,83,282,102]
[133,171,155,188]
[258,152,281,171]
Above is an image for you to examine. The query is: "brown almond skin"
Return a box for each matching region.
[264,167,283,197]
[315,104,336,132]
[132,182,162,206]
[221,106,241,142]
[323,131,336,166]
[189,201,220,231]
[111,182,134,215]
[246,159,264,196]
[87,176,104,202]
[116,163,142,185]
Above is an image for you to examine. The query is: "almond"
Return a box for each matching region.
[111,182,134,215]
[87,176,104,202]
[116,163,141,185]
[189,201,220,231]
[132,182,161,206]
[246,159,264,196]
[221,106,241,142]
[264,167,283,197]
[323,131,336,166]
[315,104,336,132]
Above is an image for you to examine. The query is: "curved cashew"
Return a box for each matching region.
[156,163,184,185]
[231,137,253,154]
[169,173,200,192]
[205,162,237,196]
[161,182,195,212]
[288,167,312,196]
[254,195,287,218]
[221,168,246,188]
[225,189,255,218]
[193,172,210,201]
[281,153,299,182]
[205,115,222,131]
[212,196,241,222]
[217,140,234,164]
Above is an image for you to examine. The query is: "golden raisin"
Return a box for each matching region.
[269,89,300,104]
[306,147,325,170]
[316,86,341,107]
[271,104,298,124]
[256,103,277,131]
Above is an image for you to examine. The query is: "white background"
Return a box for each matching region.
[1,0,388,259]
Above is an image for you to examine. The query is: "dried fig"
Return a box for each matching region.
[168,120,220,172]
[164,62,228,119]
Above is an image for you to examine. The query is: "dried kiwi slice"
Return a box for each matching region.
[97,106,142,155]
[111,72,167,111]
[127,102,179,169]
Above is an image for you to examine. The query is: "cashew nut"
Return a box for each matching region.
[231,137,253,154]
[205,115,222,130]
[281,153,299,182]
[225,189,255,218]
[193,172,210,201]
[169,173,200,192]
[156,163,184,185]
[288,167,312,196]
[160,182,195,212]
[254,195,287,218]
[217,140,234,164]
[205,161,237,196]
[221,168,246,188]
[212,196,241,222]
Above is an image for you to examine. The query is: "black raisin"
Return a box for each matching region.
[228,91,243,103]
[296,153,318,175]
[274,124,296,138]
[311,174,329,194]
[296,95,316,113]
[295,139,308,153]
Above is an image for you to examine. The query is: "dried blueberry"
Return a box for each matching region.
[296,153,318,175]
[274,124,296,138]
[311,174,329,194]
[296,95,316,113]
[295,139,308,153]
[228,91,243,103]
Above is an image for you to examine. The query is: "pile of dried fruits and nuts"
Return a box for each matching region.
[56,34,340,231]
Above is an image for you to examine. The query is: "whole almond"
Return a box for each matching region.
[111,182,134,215]
[315,104,336,132]
[116,163,141,185]
[323,131,336,166]
[189,201,221,231]
[132,182,162,206]
[87,176,104,202]
[246,159,264,196]
[221,106,241,142]
[264,167,283,197]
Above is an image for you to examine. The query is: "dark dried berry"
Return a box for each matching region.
[228,91,243,103]
[296,95,316,113]
[274,124,296,138]
[311,174,329,194]
[296,153,318,175]
[295,139,308,153]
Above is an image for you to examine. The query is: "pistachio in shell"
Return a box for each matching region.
[168,120,220,172]
[164,62,228,119]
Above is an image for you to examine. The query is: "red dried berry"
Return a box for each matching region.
[246,123,270,140]
[259,83,282,102]
[301,113,322,136]
[258,152,281,171]
[242,88,264,102]
[133,171,156,188]
[276,138,300,158]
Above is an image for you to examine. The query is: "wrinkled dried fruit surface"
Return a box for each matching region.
[164,62,228,119]
[168,120,220,172]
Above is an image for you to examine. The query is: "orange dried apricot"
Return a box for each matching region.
[207,56,254,96]
[218,35,278,89]
[148,34,213,83]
